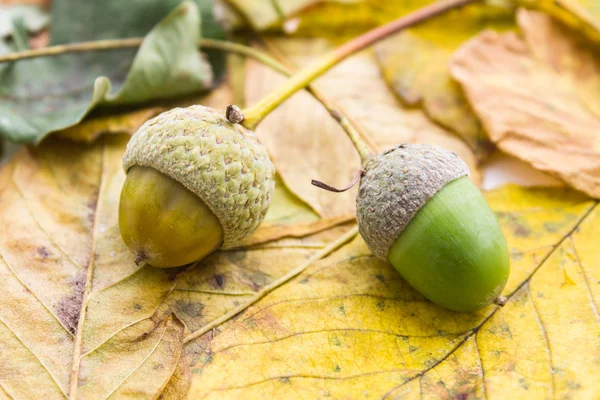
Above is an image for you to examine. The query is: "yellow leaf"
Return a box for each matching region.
[54,107,164,142]
[374,2,515,161]
[227,0,451,36]
[0,134,356,398]
[247,38,479,218]
[189,185,599,399]
[451,9,600,198]
[228,0,600,45]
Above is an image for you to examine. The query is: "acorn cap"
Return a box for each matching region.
[123,105,275,249]
[356,144,470,260]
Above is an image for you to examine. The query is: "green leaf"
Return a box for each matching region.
[0,0,223,143]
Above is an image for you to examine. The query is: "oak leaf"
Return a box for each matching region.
[451,9,600,198]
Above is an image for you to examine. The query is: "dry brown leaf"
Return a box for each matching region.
[189,185,600,398]
[373,0,515,162]
[519,0,600,43]
[247,38,479,218]
[451,9,600,198]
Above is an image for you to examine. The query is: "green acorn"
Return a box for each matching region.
[356,144,510,312]
[119,105,275,268]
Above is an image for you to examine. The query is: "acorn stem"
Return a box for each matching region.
[240,0,479,133]
[493,296,507,306]
[311,169,363,193]
[134,252,147,266]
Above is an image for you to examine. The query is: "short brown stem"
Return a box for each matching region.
[226,105,245,124]
[494,296,507,307]
[311,170,363,193]
[134,252,147,266]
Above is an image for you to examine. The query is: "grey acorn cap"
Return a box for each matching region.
[356,144,469,260]
[123,105,275,249]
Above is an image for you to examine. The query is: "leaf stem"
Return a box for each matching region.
[182,226,358,344]
[239,0,479,132]
[0,37,144,62]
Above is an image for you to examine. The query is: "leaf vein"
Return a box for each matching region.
[474,335,488,400]
[213,328,467,355]
[0,316,68,398]
[569,236,600,323]
[68,137,106,399]
[527,284,555,398]
[0,252,74,337]
[209,368,416,392]
[102,321,169,400]
[10,172,83,270]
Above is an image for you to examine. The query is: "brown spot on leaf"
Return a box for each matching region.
[55,271,86,334]
[36,246,50,259]
[176,300,204,318]
[513,223,530,237]
[86,198,97,225]
[211,274,225,289]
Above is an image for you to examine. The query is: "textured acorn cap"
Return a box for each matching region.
[123,105,275,249]
[356,144,470,260]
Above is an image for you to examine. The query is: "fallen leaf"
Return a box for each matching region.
[246,38,479,218]
[518,0,600,43]
[374,2,514,161]
[228,0,600,45]
[52,66,236,142]
[224,0,457,36]
[0,0,220,143]
[189,185,599,399]
[481,151,565,190]
[54,107,165,142]
[0,128,359,397]
[451,9,600,198]
[229,0,599,165]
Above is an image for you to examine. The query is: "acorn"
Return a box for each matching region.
[119,105,275,268]
[355,144,509,312]
[117,0,495,269]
